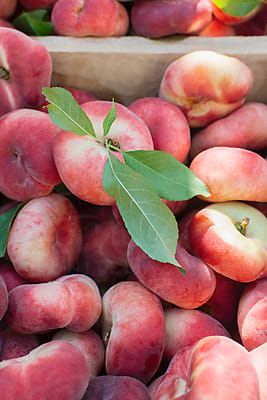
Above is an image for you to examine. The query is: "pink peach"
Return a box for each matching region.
[0,329,39,361]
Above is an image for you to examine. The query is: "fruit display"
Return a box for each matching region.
[0,24,267,400]
[1,0,267,38]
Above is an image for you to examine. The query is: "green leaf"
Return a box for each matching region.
[123,150,210,201]
[103,151,184,272]
[103,99,117,137]
[53,183,72,197]
[212,0,261,17]
[0,203,24,257]
[42,87,96,137]
[13,9,53,36]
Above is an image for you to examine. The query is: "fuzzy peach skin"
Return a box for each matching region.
[7,194,82,282]
[0,263,27,293]
[53,101,154,205]
[238,279,267,351]
[0,0,16,18]
[5,274,102,334]
[189,202,267,282]
[0,19,14,28]
[201,272,243,326]
[190,147,267,202]
[102,281,165,383]
[128,241,216,309]
[77,214,130,285]
[19,0,57,9]
[52,0,129,37]
[0,340,90,400]
[159,51,253,127]
[250,343,267,400]
[153,336,260,400]
[0,329,39,361]
[164,308,229,362]
[191,103,267,158]
[0,277,8,321]
[198,17,234,36]
[0,28,52,117]
[131,0,212,38]
[0,109,61,202]
[212,2,262,26]
[53,329,104,376]
[83,376,151,400]
[128,97,191,162]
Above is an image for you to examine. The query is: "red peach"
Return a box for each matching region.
[189,202,267,282]
[0,19,14,29]
[0,340,90,400]
[127,241,216,308]
[238,278,267,351]
[250,343,267,400]
[129,97,190,162]
[102,281,165,383]
[52,0,129,37]
[198,17,235,36]
[53,101,154,205]
[0,277,8,321]
[19,0,57,9]
[190,147,267,202]
[0,329,39,361]
[160,51,253,127]
[7,194,82,282]
[0,0,16,18]
[164,308,229,361]
[0,263,27,292]
[82,376,151,400]
[0,28,52,117]
[0,109,61,202]
[212,2,262,26]
[154,336,260,400]
[5,274,102,334]
[191,103,267,158]
[53,329,104,376]
[77,214,130,285]
[131,0,212,38]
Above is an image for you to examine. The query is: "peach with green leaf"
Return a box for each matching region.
[212,0,262,26]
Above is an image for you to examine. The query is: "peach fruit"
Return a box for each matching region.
[18,0,57,9]
[189,202,267,282]
[131,0,212,38]
[53,101,154,205]
[164,308,229,361]
[78,213,130,285]
[5,274,102,334]
[0,277,8,321]
[160,51,253,127]
[102,281,165,383]
[128,97,191,162]
[191,103,267,157]
[212,2,262,26]
[0,109,61,202]
[127,241,216,308]
[153,336,260,400]
[82,376,151,400]
[238,278,267,351]
[7,194,82,282]
[250,343,267,400]
[198,17,235,36]
[0,28,52,117]
[52,0,129,37]
[0,340,90,400]
[0,329,39,361]
[0,263,27,292]
[0,0,16,19]
[53,329,104,376]
[190,147,267,202]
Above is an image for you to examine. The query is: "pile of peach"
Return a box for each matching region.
[0,27,267,400]
[1,0,267,38]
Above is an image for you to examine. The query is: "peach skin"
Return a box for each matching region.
[18,0,57,9]
[198,18,235,36]
[191,103,267,157]
[160,51,253,127]
[190,147,267,202]
[128,97,191,162]
[0,329,39,361]
[189,202,267,282]
[102,281,165,383]
[238,278,267,351]
[0,276,8,321]
[0,0,16,18]
[250,342,267,400]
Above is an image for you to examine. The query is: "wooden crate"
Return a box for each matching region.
[37,36,267,104]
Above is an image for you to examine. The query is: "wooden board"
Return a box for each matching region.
[37,36,267,104]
